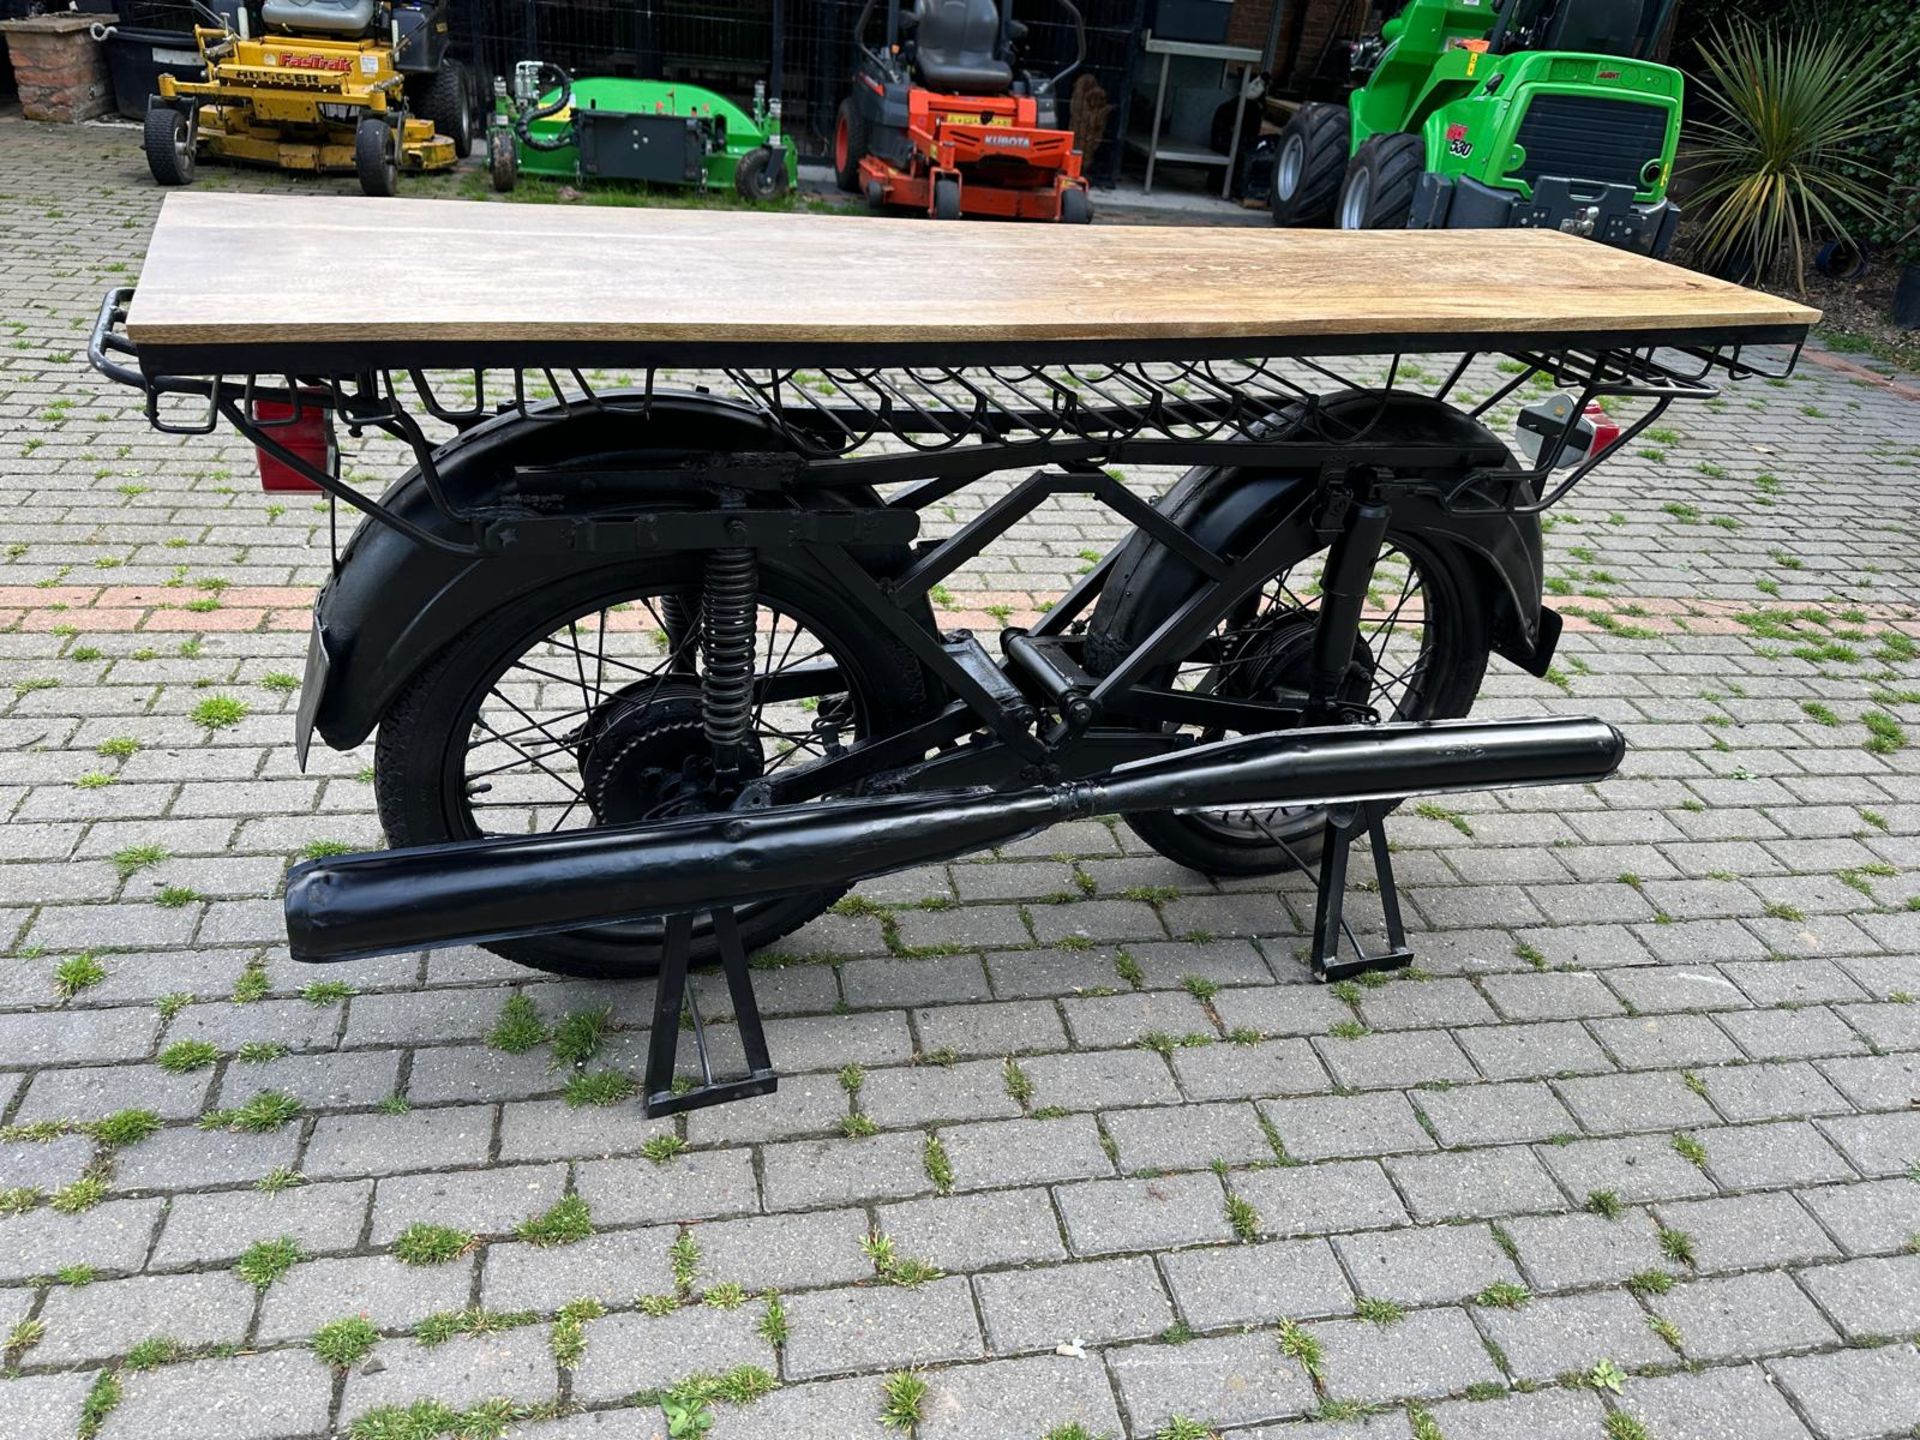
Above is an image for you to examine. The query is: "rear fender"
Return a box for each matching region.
[306,392,925,754]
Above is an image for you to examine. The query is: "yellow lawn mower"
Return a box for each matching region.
[144,0,477,197]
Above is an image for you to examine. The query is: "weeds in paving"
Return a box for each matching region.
[880,1370,930,1431]
[550,1297,604,1368]
[759,1291,789,1345]
[190,694,248,730]
[236,1236,302,1289]
[670,1232,701,1295]
[640,1134,687,1164]
[1603,1415,1652,1440]
[924,1133,954,1194]
[1475,1281,1531,1309]
[1586,1189,1624,1220]
[489,993,547,1053]
[200,1091,301,1133]
[1277,1317,1323,1379]
[232,959,271,1002]
[1413,801,1474,836]
[111,843,167,878]
[1657,1227,1696,1267]
[414,1308,536,1346]
[1625,1269,1674,1296]
[4,1317,45,1367]
[393,1223,475,1266]
[1670,1133,1709,1168]
[1153,1418,1216,1440]
[53,952,105,998]
[516,1194,593,1248]
[0,1187,39,1217]
[257,1167,304,1193]
[565,1069,638,1108]
[77,1371,121,1439]
[1355,1297,1405,1326]
[49,1178,107,1214]
[313,1316,380,1369]
[88,1109,161,1148]
[157,1039,218,1073]
[1588,1359,1628,1393]
[550,1007,611,1066]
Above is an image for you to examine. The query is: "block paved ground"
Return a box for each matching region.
[2,111,1920,1440]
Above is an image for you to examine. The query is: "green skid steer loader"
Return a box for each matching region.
[1272,0,1681,256]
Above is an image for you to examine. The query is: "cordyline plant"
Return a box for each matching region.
[1683,19,1915,292]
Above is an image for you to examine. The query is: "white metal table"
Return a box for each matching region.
[1126,31,1263,199]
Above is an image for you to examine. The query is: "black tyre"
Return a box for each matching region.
[1270,101,1347,226]
[734,145,789,202]
[932,174,961,220]
[1337,132,1423,230]
[419,63,473,159]
[1059,186,1092,224]
[144,105,195,187]
[832,96,869,193]
[372,555,930,979]
[1084,464,1493,877]
[356,117,399,197]
[488,128,518,192]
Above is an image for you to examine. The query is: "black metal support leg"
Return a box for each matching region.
[1309,800,1415,983]
[643,907,779,1117]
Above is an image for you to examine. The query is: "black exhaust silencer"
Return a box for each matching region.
[285,715,1623,963]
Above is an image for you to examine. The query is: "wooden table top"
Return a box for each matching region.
[124,192,1817,369]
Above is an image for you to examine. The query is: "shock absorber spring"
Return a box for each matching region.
[702,501,758,783]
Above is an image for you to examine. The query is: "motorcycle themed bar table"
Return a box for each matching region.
[94,193,1817,1115]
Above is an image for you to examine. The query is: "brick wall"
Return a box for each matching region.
[0,17,112,123]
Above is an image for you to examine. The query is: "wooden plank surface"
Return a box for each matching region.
[125,192,1817,361]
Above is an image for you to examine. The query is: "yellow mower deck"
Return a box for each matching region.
[159,29,455,175]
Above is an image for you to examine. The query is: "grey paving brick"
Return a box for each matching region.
[370,1163,567,1244]
[1109,1330,1317,1429]
[703,1373,891,1440]
[32,1268,257,1364]
[99,1349,334,1440]
[1103,1099,1272,1171]
[1426,1388,1608,1440]
[1482,971,1624,1021]
[1723,958,1869,1007]
[684,1073,847,1146]
[1060,990,1214,1048]
[974,1255,1171,1353]
[1476,1287,1674,1379]
[1769,1344,1920,1440]
[1821,1053,1920,1112]
[857,1058,1022,1128]
[1245,1415,1414,1440]
[1555,1069,1720,1135]
[1797,1179,1920,1257]
[1653,1270,1838,1362]
[577,1148,762,1224]
[1385,1146,1567,1221]
[1620,1363,1814,1440]
[571,1304,777,1403]
[1699,1119,1855,1189]
[1164,1236,1352,1329]
[1605,964,1750,1013]
[839,955,990,1008]
[1017,1046,1181,1112]
[161,997,339,1052]
[220,1047,403,1109]
[1353,977,1499,1031]
[762,1009,916,1072]
[1259,1092,1434,1162]
[1698,1060,1852,1122]
[479,1225,678,1313]
[1534,1132,1718,1203]
[782,1275,982,1379]
[1817,1110,1920,1177]
[1231,1160,1409,1238]
[0,1369,102,1440]
[1502,1210,1674,1291]
[1796,1254,1920,1341]
[1168,1035,1331,1100]
[1208,984,1357,1039]
[1055,1170,1233,1256]
[1416,1080,1579,1146]
[303,1105,493,1178]
[1314,1028,1476,1090]
[0,1198,163,1282]
[914,998,1067,1056]
[686,1208,875,1294]
[1455,1019,1614,1081]
[1309,1306,1502,1403]
[1589,1012,1742,1070]
[14,1062,211,1123]
[340,1327,559,1422]
[937,1114,1113,1190]
[1721,1004,1869,1061]
[0,1134,96,1192]
[496,1097,674,1162]
[874,1188,1068,1272]
[1337,1222,1521,1306]
[915,1353,1124,1439]
[1655,1192,1840,1273]
[0,1007,159,1065]
[256,1252,478,1343]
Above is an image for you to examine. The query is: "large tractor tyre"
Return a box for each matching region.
[734,145,790,202]
[1337,133,1423,230]
[419,63,473,159]
[932,174,962,220]
[832,97,869,193]
[1060,186,1093,224]
[1269,101,1347,226]
[488,129,518,192]
[355,117,400,197]
[144,106,196,187]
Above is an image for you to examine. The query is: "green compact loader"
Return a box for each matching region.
[1272,0,1681,255]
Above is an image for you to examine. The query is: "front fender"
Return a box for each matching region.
[306,391,919,754]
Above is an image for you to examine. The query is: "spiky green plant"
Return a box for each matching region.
[1684,20,1916,291]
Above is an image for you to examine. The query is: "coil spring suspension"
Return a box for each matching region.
[702,502,758,784]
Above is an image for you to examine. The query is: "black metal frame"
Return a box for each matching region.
[91,286,1805,1113]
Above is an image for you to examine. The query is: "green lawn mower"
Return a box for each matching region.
[1272,0,1682,256]
[487,61,796,201]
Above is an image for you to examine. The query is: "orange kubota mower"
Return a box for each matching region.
[833,0,1093,222]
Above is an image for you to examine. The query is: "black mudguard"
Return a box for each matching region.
[304,392,927,756]
[1090,393,1558,677]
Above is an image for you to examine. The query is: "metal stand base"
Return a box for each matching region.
[1309,801,1416,983]
[643,907,779,1117]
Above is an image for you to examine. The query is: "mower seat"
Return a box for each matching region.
[1534,0,1647,57]
[260,0,377,36]
[912,0,1014,94]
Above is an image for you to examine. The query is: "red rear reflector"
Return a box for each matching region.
[251,398,335,493]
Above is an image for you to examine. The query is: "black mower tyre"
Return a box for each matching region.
[1337,132,1423,230]
[419,63,473,159]
[144,105,195,186]
[1060,186,1092,224]
[488,129,518,192]
[734,146,789,202]
[833,97,869,193]
[1269,101,1346,226]
[356,117,399,197]
[932,174,962,220]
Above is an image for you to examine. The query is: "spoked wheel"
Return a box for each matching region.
[1088,518,1490,876]
[372,558,926,977]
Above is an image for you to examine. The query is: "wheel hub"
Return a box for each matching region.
[578,681,764,825]
[1217,612,1376,721]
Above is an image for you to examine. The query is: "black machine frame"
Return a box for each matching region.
[92,287,1803,1113]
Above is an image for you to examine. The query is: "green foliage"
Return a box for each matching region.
[158,1039,219,1073]
[879,1370,930,1431]
[488,993,547,1053]
[392,1223,474,1265]
[313,1315,380,1369]
[191,694,250,730]
[237,1235,302,1288]
[1683,19,1916,289]
[88,1109,162,1148]
[516,1194,593,1247]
